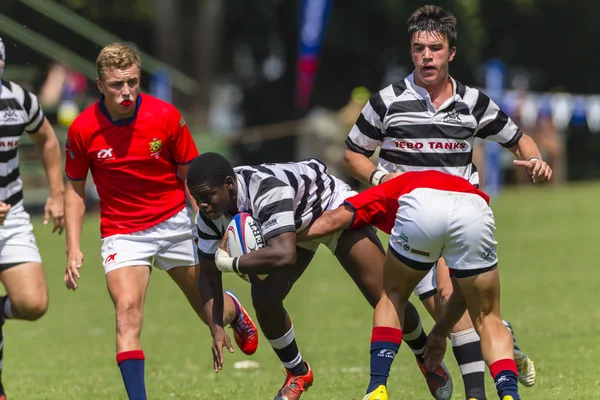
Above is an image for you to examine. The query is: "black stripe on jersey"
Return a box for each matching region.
[199,213,224,237]
[0,123,26,138]
[0,80,10,92]
[26,108,43,133]
[22,88,32,115]
[255,176,288,203]
[0,167,19,188]
[392,80,407,97]
[369,93,387,122]
[294,174,312,225]
[455,81,466,98]
[263,225,297,242]
[475,110,509,139]
[257,198,294,224]
[307,162,326,225]
[388,100,428,114]
[345,136,375,157]
[4,190,23,206]
[387,124,474,140]
[0,98,24,112]
[254,165,276,176]
[439,101,471,116]
[379,149,473,167]
[284,170,299,193]
[27,115,44,134]
[472,93,491,124]
[197,228,222,241]
[0,149,18,163]
[501,129,523,148]
[355,113,384,141]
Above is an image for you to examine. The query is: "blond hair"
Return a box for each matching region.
[96,43,142,80]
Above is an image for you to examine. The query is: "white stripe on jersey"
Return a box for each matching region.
[0,79,46,209]
[195,159,337,256]
[346,73,522,185]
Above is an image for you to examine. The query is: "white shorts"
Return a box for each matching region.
[0,206,42,266]
[297,176,356,254]
[389,188,498,275]
[101,208,199,274]
[414,265,437,298]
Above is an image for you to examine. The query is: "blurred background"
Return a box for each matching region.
[1,0,599,207]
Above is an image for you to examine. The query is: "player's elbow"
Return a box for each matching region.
[272,247,297,269]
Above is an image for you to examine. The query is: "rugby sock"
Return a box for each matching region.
[367,326,402,393]
[451,328,487,399]
[268,325,308,376]
[490,359,519,400]
[402,318,427,362]
[1,296,13,320]
[117,350,147,400]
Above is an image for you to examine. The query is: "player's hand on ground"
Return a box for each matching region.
[211,326,235,373]
[64,249,84,290]
[423,331,447,371]
[44,194,65,234]
[513,158,553,183]
[380,171,402,184]
[0,201,11,226]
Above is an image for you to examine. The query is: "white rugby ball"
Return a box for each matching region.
[226,212,268,283]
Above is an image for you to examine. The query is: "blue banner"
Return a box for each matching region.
[295,0,334,112]
[484,59,505,196]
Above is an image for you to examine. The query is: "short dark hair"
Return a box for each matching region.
[407,5,457,48]
[186,152,235,191]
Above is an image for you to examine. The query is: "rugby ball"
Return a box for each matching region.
[226,212,268,283]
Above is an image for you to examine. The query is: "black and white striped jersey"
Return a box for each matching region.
[0,79,45,211]
[196,158,336,258]
[345,73,522,186]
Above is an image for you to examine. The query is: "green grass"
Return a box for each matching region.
[4,182,600,399]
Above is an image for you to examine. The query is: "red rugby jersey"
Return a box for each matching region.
[65,94,198,237]
[346,170,490,234]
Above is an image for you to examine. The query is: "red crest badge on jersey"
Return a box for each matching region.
[149,138,163,159]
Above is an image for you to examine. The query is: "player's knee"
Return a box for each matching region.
[437,284,454,306]
[115,300,144,333]
[15,293,48,321]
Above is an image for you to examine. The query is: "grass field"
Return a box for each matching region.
[3,182,599,399]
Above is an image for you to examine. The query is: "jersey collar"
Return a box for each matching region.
[406,72,459,100]
[99,94,143,126]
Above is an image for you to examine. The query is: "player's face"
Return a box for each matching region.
[97,65,140,119]
[192,183,232,219]
[410,31,456,88]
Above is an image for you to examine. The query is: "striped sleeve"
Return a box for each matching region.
[195,213,228,259]
[345,93,387,157]
[10,82,44,133]
[248,174,296,241]
[473,91,522,147]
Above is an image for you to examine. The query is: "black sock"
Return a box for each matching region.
[451,328,487,399]
[402,319,427,362]
[268,325,308,376]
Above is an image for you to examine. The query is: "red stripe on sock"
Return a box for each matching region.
[371,326,403,344]
[116,350,145,364]
[490,358,517,378]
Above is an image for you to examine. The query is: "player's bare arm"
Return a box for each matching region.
[509,133,553,183]
[343,149,401,185]
[216,231,297,276]
[64,179,87,290]
[197,258,234,373]
[30,117,65,233]
[177,162,200,214]
[296,205,355,242]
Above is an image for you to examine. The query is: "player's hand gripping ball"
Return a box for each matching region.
[226,213,268,283]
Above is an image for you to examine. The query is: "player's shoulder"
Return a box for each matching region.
[70,101,101,132]
[0,79,37,104]
[141,94,182,120]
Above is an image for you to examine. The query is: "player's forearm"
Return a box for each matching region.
[237,246,296,274]
[35,132,65,197]
[343,149,379,184]
[296,209,353,242]
[430,291,467,338]
[509,134,542,161]
[197,261,225,332]
[64,186,86,251]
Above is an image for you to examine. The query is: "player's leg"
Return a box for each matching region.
[453,268,519,400]
[334,226,451,399]
[251,247,314,400]
[436,259,487,400]
[165,264,258,355]
[106,265,151,400]
[0,220,47,400]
